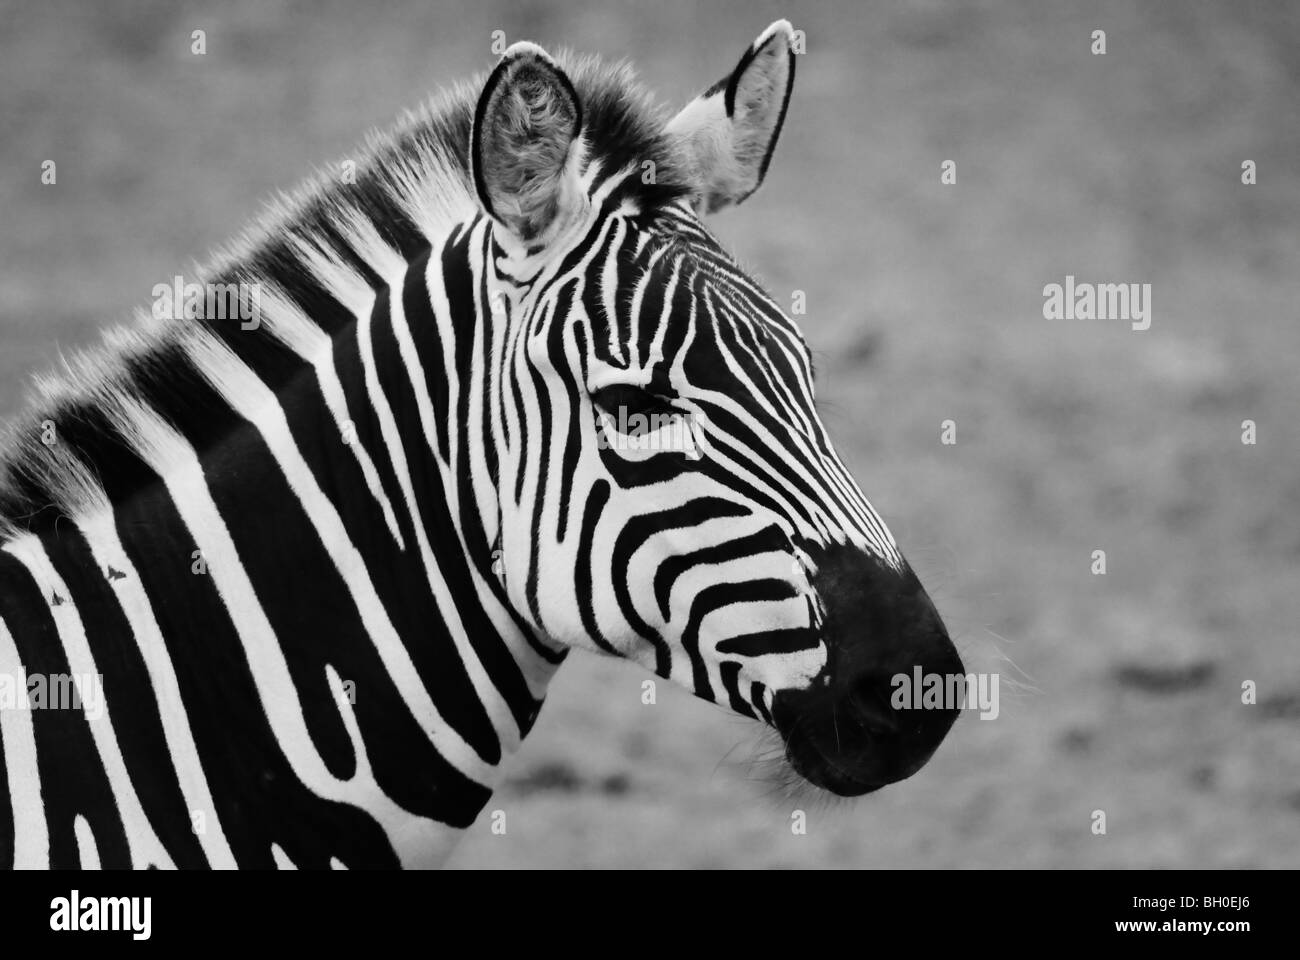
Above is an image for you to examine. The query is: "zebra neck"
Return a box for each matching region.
[0,213,566,868]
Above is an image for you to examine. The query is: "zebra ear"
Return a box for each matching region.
[666,20,796,214]
[471,42,585,244]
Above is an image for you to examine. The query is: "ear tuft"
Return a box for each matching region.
[667,20,796,214]
[471,43,584,243]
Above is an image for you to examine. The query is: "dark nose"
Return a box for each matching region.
[772,545,964,795]
[842,633,965,786]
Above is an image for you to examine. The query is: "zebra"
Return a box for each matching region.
[0,20,963,869]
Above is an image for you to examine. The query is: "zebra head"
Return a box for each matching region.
[470,22,962,796]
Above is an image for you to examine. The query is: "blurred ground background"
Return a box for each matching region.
[1,0,1297,867]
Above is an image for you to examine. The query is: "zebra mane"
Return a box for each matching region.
[0,52,693,543]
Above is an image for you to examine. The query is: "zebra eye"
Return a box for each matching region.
[591,384,675,421]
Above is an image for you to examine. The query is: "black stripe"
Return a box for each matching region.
[44,523,210,867]
[751,682,772,725]
[368,281,542,738]
[720,661,756,719]
[681,578,801,701]
[404,245,452,463]
[0,550,131,869]
[523,350,554,634]
[547,280,583,542]
[653,524,789,622]
[128,350,494,840]
[106,460,403,867]
[575,481,617,655]
[611,498,749,679]
[717,627,818,657]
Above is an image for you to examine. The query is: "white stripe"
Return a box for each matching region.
[181,335,499,782]
[73,814,100,869]
[73,512,238,868]
[289,233,547,711]
[708,299,885,546]
[258,282,406,550]
[599,217,627,365]
[0,617,48,868]
[622,236,664,371]
[331,217,525,748]
[105,394,482,858]
[644,256,682,370]
[700,289,901,561]
[2,536,176,869]
[432,224,562,698]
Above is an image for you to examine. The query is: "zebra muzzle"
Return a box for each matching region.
[770,545,964,796]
